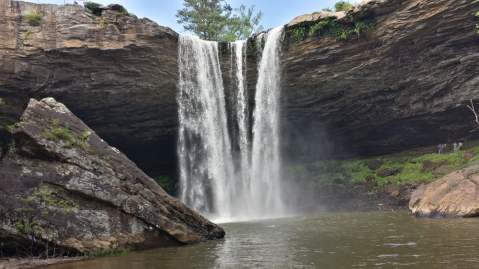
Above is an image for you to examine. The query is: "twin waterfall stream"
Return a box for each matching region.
[177,27,285,222]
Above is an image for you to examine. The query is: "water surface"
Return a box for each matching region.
[47,211,479,269]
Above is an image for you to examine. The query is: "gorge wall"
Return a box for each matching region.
[1,0,478,179]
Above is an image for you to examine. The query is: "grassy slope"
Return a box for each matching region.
[287,144,479,189]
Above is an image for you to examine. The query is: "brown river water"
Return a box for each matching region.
[45,211,479,269]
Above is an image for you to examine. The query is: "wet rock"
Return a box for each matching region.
[367,159,383,170]
[421,160,447,172]
[409,164,479,217]
[376,167,400,177]
[0,98,224,255]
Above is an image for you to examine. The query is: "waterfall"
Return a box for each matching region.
[232,40,250,189]
[177,35,235,216]
[250,26,285,217]
[177,27,285,221]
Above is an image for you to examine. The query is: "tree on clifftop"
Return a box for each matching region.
[176,0,263,41]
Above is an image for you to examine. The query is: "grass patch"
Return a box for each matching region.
[43,119,90,149]
[24,11,43,26]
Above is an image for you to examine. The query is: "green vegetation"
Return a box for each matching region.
[5,122,20,133]
[24,185,77,213]
[14,215,43,239]
[176,0,263,41]
[334,1,354,12]
[288,146,479,190]
[24,11,43,26]
[84,1,103,16]
[43,119,90,149]
[154,176,173,193]
[288,17,372,42]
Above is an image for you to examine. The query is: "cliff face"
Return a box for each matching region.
[0,0,179,177]
[1,0,478,178]
[282,0,479,159]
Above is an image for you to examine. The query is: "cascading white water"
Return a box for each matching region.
[177,35,235,216]
[250,26,285,217]
[232,40,250,189]
[178,27,285,221]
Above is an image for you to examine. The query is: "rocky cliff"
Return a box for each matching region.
[0,97,224,256]
[0,0,179,178]
[282,0,479,160]
[0,0,478,178]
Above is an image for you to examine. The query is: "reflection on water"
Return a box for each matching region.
[45,211,479,269]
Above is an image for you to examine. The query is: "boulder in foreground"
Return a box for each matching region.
[0,98,224,256]
[409,164,479,218]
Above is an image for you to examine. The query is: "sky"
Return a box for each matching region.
[33,0,359,33]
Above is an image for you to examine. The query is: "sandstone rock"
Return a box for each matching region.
[287,11,345,27]
[0,98,224,255]
[409,164,479,217]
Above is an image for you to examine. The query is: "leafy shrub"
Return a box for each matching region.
[84,1,103,16]
[290,27,307,41]
[335,1,354,12]
[24,11,43,26]
[288,18,372,42]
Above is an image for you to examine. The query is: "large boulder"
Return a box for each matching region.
[0,98,224,256]
[409,164,479,217]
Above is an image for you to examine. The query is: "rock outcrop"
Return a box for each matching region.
[0,0,478,177]
[0,98,224,255]
[409,164,479,217]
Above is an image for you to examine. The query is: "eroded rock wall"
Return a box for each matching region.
[282,0,479,160]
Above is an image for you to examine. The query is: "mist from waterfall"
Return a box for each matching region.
[177,27,285,222]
